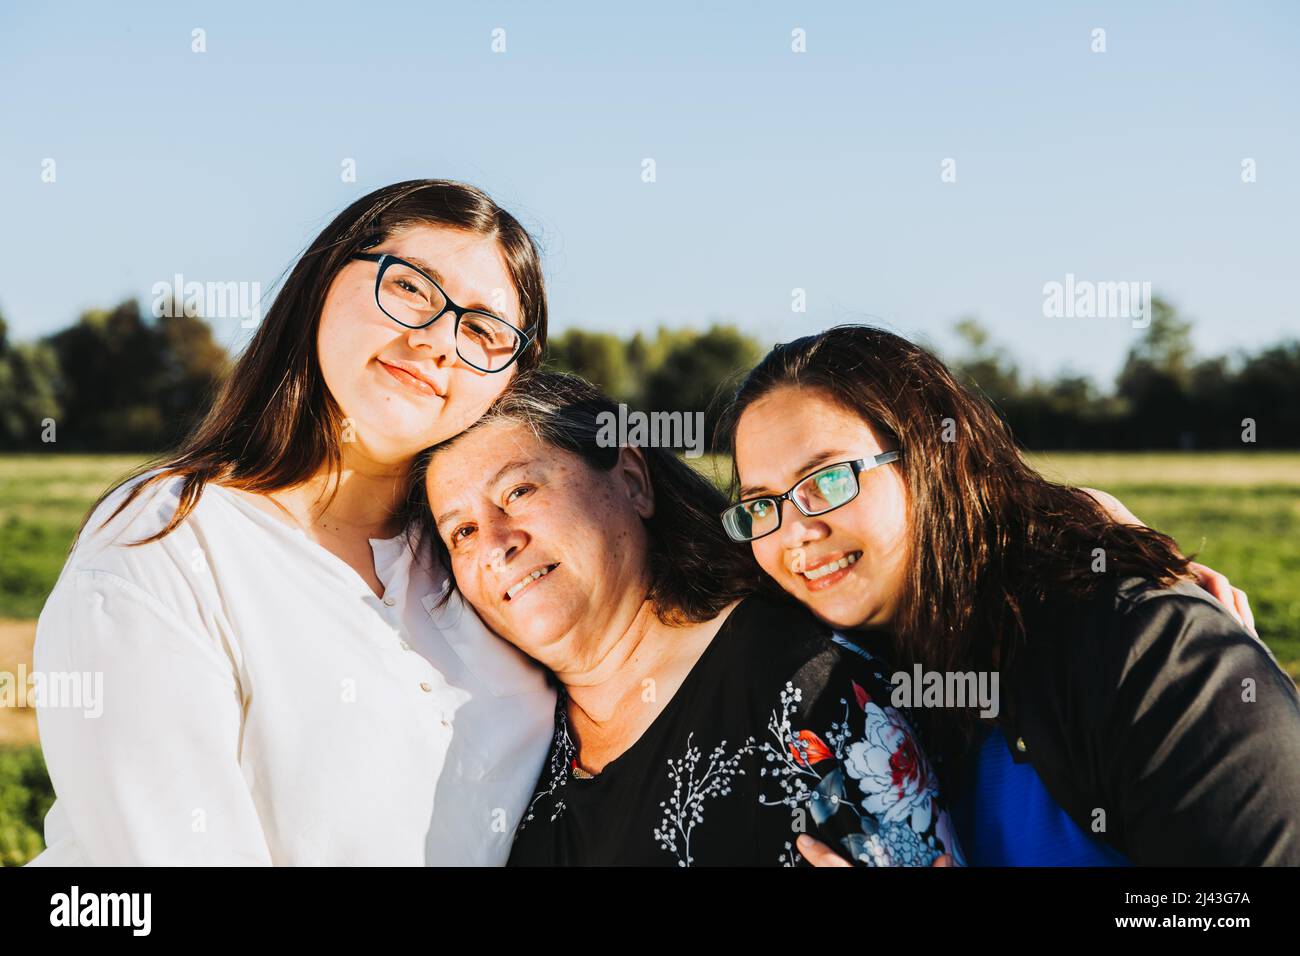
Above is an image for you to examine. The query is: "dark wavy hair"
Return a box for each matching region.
[410,370,778,625]
[718,324,1192,758]
[86,179,548,544]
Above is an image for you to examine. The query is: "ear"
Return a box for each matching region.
[613,446,655,520]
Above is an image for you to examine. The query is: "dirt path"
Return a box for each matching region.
[0,620,39,747]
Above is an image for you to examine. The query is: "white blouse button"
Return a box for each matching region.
[400,641,412,651]
[419,681,432,693]
[383,595,396,607]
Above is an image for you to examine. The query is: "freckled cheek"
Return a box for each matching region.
[564,508,610,560]
[572,501,637,573]
[611,524,638,563]
[449,558,475,598]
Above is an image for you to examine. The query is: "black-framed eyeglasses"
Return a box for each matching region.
[351,252,531,373]
[720,451,902,543]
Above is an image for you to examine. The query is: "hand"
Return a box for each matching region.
[796,834,953,867]
[1187,560,1257,637]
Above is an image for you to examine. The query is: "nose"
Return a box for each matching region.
[404,311,459,366]
[777,498,825,551]
[481,519,528,574]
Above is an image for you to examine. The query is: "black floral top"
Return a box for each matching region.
[507,595,963,867]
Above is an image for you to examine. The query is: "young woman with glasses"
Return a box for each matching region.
[719,325,1300,865]
[31,180,558,865]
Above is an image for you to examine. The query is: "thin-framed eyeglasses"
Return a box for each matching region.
[720,451,902,543]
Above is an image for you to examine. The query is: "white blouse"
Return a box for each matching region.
[28,474,556,866]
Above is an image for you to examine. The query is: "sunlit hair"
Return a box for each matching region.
[718,324,1192,759]
[85,179,548,544]
[411,370,778,625]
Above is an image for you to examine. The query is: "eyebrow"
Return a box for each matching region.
[396,253,508,319]
[739,449,853,499]
[432,458,533,529]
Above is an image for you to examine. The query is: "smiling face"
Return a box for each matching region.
[734,386,911,631]
[425,421,656,669]
[316,223,524,465]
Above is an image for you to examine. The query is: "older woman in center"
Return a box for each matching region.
[413,371,960,866]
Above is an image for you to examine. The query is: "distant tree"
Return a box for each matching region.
[642,324,763,450]
[0,311,62,449]
[1012,372,1126,449]
[43,300,162,448]
[547,325,763,444]
[43,299,228,450]
[1117,297,1195,394]
[950,316,1022,406]
[1230,341,1300,446]
[1115,297,1196,447]
[546,330,635,403]
[626,331,651,388]
[625,326,701,395]
[155,308,231,432]
[1187,354,1237,447]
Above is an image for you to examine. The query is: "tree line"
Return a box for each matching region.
[941,299,1299,450]
[1,295,1296,451]
[0,300,228,451]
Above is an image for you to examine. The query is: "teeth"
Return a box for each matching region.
[801,552,860,581]
[506,564,556,600]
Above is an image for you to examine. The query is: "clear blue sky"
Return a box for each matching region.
[1,1,1296,386]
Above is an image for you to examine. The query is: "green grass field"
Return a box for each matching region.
[0,450,1297,864]
[1035,452,1300,674]
[0,454,148,620]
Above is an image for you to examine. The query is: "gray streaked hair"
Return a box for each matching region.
[409,369,775,624]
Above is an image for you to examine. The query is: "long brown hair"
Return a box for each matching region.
[410,370,780,625]
[88,179,548,544]
[719,325,1191,759]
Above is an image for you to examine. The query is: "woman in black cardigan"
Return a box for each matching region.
[720,324,1300,865]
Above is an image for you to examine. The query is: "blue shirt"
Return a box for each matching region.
[951,728,1129,866]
